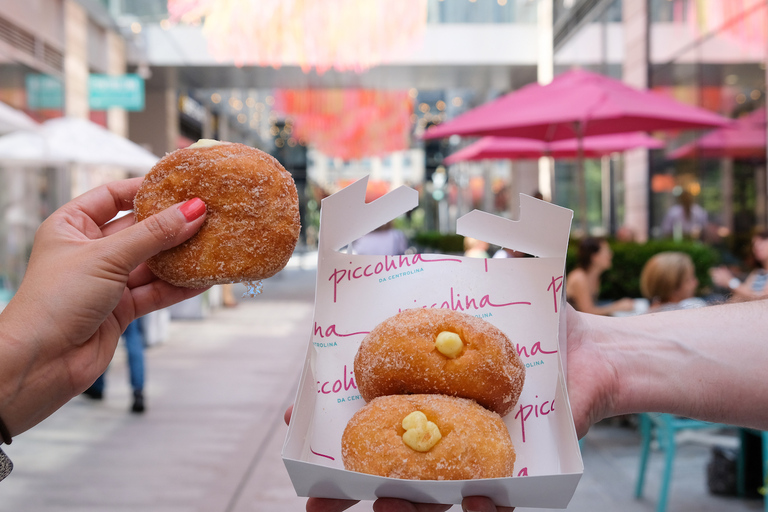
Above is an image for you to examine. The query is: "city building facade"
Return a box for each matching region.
[0,0,766,290]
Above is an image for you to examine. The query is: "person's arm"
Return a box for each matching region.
[0,178,207,440]
[566,301,768,438]
[709,265,736,288]
[709,266,761,302]
[295,301,768,511]
[566,272,633,316]
[728,271,768,302]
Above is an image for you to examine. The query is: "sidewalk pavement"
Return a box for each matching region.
[0,255,763,512]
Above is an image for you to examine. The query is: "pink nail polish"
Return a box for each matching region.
[179,198,206,221]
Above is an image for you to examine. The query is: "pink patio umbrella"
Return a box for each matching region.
[444,132,664,165]
[424,69,729,141]
[424,69,730,230]
[668,108,766,160]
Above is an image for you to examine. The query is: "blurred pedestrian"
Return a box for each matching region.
[615,225,636,242]
[222,283,238,307]
[566,237,635,315]
[639,251,707,312]
[661,189,708,241]
[493,247,528,258]
[351,222,408,255]
[711,228,768,302]
[463,237,489,258]
[83,318,146,413]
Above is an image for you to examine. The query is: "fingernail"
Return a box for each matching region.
[179,198,206,221]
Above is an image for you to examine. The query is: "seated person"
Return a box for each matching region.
[463,237,489,258]
[492,247,529,259]
[566,237,634,315]
[350,222,408,256]
[640,251,707,313]
[710,229,768,302]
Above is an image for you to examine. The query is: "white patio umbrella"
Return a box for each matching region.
[0,101,39,134]
[0,117,158,172]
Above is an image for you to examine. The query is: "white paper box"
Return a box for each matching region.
[282,176,583,508]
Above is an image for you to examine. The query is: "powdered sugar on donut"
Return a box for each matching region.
[342,394,516,480]
[134,142,301,288]
[354,308,526,417]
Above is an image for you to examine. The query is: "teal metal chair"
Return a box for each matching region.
[737,429,768,511]
[635,413,731,512]
[763,431,768,511]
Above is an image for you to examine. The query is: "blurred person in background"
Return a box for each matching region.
[640,251,707,313]
[566,237,634,316]
[222,283,238,307]
[83,318,146,413]
[492,247,528,258]
[615,224,637,242]
[661,189,708,241]
[463,237,489,258]
[711,229,768,302]
[351,221,409,256]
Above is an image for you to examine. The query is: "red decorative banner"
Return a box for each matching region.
[674,0,767,53]
[273,89,414,160]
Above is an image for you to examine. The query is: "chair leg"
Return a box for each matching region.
[657,427,676,512]
[738,429,747,497]
[762,431,768,512]
[635,413,652,499]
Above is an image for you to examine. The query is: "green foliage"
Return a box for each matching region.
[566,239,722,300]
[411,231,466,254]
[413,233,722,300]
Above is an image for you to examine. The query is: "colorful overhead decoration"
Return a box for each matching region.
[167,0,428,73]
[673,0,766,52]
[273,89,414,160]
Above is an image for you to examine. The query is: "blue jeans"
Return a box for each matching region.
[91,319,145,393]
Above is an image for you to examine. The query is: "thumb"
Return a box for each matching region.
[105,198,207,272]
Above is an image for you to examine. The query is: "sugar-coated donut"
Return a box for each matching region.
[134,140,300,288]
[354,308,525,417]
[341,394,516,480]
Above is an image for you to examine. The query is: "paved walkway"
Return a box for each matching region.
[0,258,763,511]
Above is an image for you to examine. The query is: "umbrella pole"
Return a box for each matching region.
[575,122,588,235]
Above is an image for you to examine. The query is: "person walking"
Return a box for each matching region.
[83,318,146,413]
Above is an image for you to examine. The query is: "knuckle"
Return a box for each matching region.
[142,214,177,246]
[147,283,165,310]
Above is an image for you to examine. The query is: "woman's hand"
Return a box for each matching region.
[609,297,636,314]
[0,177,208,437]
[283,406,514,512]
[282,307,618,510]
[709,266,734,289]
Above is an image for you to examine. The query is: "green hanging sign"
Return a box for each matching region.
[26,73,145,111]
